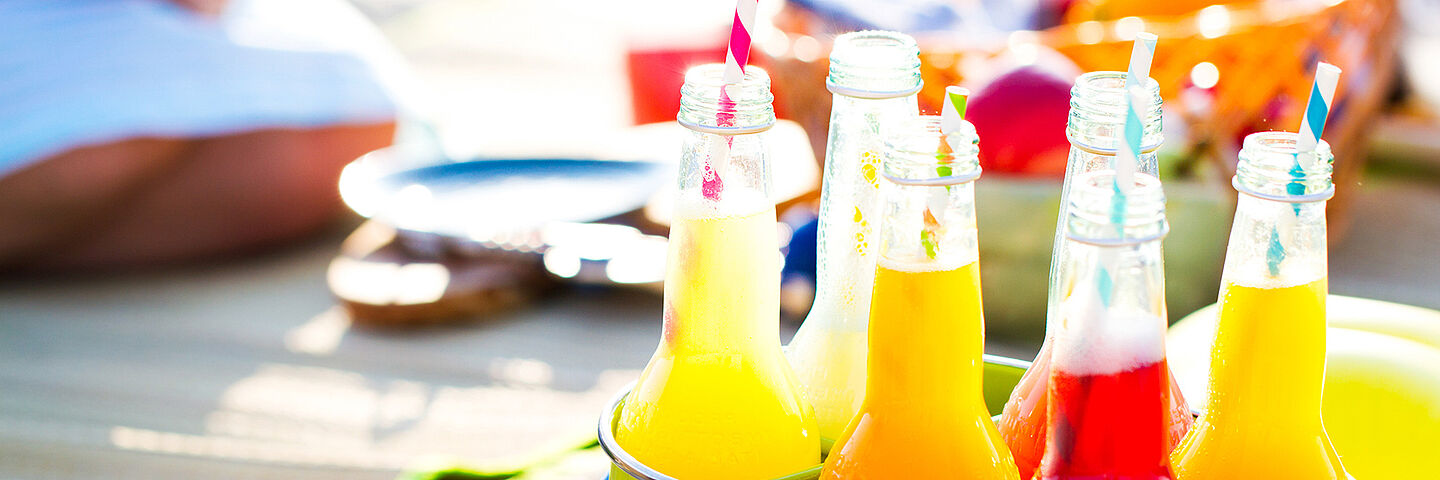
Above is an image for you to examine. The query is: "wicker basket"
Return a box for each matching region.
[764,0,1398,329]
[767,0,1400,227]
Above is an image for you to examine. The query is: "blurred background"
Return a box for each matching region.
[1,0,1437,478]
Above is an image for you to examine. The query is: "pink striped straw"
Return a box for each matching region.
[723,0,759,84]
[705,0,759,200]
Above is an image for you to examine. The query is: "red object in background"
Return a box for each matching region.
[627,46,728,125]
[967,65,1073,177]
[627,45,783,125]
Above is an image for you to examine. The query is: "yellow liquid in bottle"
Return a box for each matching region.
[1170,277,1349,479]
[614,197,819,479]
[822,260,1020,479]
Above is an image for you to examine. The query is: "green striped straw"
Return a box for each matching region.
[1266,62,1340,277]
[940,86,969,136]
[938,86,970,177]
[921,86,971,259]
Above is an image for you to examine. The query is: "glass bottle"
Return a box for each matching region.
[1037,170,1176,479]
[1169,132,1349,479]
[820,116,1020,479]
[785,30,922,447]
[998,71,1192,479]
[612,64,819,480]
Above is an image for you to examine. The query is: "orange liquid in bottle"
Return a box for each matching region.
[821,260,1019,479]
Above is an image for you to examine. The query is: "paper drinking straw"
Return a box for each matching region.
[937,86,970,176]
[919,87,971,259]
[1265,62,1341,276]
[940,86,970,135]
[724,0,759,84]
[704,0,760,201]
[1117,32,1157,195]
[1096,32,1157,307]
[1297,63,1341,154]
[1112,84,1149,222]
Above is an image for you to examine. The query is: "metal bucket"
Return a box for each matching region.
[598,354,1033,480]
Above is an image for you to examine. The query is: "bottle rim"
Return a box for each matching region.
[1233,131,1335,203]
[826,30,923,99]
[881,115,982,186]
[678,63,776,135]
[1066,71,1164,155]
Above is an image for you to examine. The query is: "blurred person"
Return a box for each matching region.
[0,0,400,271]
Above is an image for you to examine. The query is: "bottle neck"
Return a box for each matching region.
[807,93,917,328]
[1206,194,1329,426]
[1047,72,1164,331]
[1202,131,1334,427]
[662,63,782,354]
[1052,236,1168,366]
[677,129,772,201]
[865,115,985,408]
[1051,170,1169,374]
[1065,71,1163,153]
[1224,130,1332,284]
[662,129,780,355]
[876,116,981,268]
[1222,194,1328,285]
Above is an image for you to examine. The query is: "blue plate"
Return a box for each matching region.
[341,151,669,239]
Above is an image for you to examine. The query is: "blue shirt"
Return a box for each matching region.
[0,0,396,175]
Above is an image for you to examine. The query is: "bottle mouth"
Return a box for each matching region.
[1066,171,1169,245]
[826,30,923,99]
[881,115,981,186]
[678,64,776,134]
[1067,71,1165,154]
[1234,131,1335,203]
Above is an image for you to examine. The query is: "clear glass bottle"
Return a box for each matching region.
[1037,171,1176,479]
[821,116,1019,479]
[997,71,1192,479]
[1169,132,1349,479]
[785,30,923,447]
[613,64,819,480]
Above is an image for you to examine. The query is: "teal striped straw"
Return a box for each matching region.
[1098,33,1157,307]
[1116,32,1157,195]
[1266,62,1340,277]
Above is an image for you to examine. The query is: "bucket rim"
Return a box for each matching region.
[597,354,1034,479]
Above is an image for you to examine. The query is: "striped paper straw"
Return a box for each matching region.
[920,88,971,259]
[940,86,970,135]
[940,86,970,154]
[723,0,759,84]
[1117,32,1157,194]
[938,86,970,170]
[1297,63,1341,154]
[1097,32,1157,307]
[1266,62,1341,276]
[705,0,760,200]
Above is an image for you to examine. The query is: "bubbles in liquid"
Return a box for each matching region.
[677,188,772,219]
[1053,286,1166,376]
[876,255,976,274]
[1228,263,1326,290]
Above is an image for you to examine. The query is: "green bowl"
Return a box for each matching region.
[599,355,1032,480]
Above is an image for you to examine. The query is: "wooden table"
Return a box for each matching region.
[0,230,658,479]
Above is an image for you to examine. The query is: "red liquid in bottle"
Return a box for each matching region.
[1037,359,1175,480]
[1001,345,1193,479]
